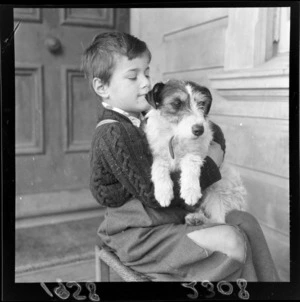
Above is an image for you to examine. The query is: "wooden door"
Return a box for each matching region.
[14,8,129,216]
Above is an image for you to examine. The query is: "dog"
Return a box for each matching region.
[144,79,247,225]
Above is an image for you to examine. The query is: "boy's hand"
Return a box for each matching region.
[208,141,224,168]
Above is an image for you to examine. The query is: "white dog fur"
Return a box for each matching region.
[144,79,247,225]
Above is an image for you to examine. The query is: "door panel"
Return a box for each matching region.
[15,63,44,155]
[61,65,99,153]
[15,8,129,195]
[60,8,114,27]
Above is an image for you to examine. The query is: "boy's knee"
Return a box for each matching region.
[223,225,246,263]
[226,210,259,229]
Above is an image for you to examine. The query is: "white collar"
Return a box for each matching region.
[102,102,143,128]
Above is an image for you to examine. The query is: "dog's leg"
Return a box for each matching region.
[202,191,226,224]
[180,154,203,206]
[185,211,211,226]
[151,158,174,207]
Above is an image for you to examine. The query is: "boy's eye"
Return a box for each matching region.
[127,74,137,80]
[127,72,137,80]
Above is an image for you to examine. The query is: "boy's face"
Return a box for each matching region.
[102,53,151,117]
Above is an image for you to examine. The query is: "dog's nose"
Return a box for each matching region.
[192,124,204,136]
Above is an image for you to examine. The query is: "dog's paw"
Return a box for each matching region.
[181,187,202,206]
[157,195,172,207]
[185,213,210,226]
[185,213,204,226]
[155,185,173,207]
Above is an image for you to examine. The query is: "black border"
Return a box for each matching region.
[1,2,299,301]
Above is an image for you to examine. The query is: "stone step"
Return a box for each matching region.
[209,53,289,91]
[16,217,103,270]
[15,258,123,283]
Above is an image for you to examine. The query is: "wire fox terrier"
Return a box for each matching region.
[145,79,247,225]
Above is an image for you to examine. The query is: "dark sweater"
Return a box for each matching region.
[89,107,226,209]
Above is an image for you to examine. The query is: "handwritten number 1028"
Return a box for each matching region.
[41,281,100,301]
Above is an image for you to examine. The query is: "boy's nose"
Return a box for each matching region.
[141,75,151,89]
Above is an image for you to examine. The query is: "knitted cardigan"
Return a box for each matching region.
[90,107,226,209]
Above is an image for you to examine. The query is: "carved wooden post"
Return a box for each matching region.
[224,7,269,70]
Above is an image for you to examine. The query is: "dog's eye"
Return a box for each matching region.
[172,99,182,109]
[197,101,205,110]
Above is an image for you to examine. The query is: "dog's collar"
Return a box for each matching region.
[169,136,175,159]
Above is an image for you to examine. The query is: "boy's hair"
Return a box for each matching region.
[81,32,151,86]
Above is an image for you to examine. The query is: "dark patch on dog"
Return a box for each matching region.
[186,81,212,115]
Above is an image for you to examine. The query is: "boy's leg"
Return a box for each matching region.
[187,224,258,281]
[236,226,258,282]
[226,210,280,281]
[187,224,246,262]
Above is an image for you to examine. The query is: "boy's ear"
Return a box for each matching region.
[92,77,109,98]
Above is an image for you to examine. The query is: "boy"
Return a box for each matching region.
[82,32,279,281]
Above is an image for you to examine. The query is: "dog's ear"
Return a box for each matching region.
[146,82,165,109]
[201,87,212,116]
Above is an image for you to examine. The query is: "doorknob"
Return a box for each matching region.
[45,36,62,54]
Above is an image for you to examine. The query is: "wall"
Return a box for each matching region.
[131,8,228,84]
[130,7,290,281]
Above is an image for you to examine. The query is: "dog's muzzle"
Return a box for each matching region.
[192,124,204,137]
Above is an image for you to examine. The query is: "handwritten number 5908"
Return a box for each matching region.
[181,281,198,299]
[182,279,250,300]
[201,280,216,298]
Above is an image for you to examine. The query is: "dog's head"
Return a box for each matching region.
[146,79,212,138]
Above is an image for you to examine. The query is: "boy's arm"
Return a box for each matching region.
[90,170,133,208]
[95,123,162,208]
[90,127,135,207]
[200,121,226,190]
[170,154,222,202]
